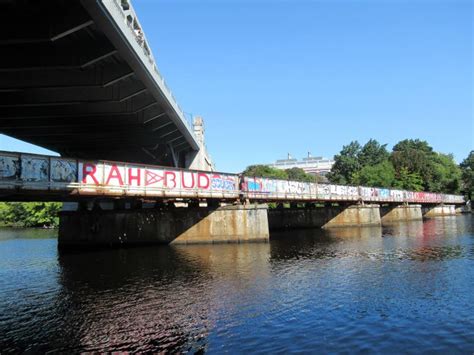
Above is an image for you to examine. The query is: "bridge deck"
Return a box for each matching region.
[0,151,465,205]
[0,0,197,166]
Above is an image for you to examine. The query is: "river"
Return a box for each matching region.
[0,215,473,353]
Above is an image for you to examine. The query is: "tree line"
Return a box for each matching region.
[327,139,472,198]
[0,202,62,228]
[243,139,473,199]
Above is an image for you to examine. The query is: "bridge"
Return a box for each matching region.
[0,151,465,248]
[0,0,211,170]
[0,1,467,248]
[0,151,464,205]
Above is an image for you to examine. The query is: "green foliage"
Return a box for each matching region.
[391,140,462,193]
[242,165,288,179]
[391,139,436,190]
[326,141,361,184]
[328,139,390,186]
[460,151,474,199]
[429,153,462,193]
[358,139,390,167]
[327,137,462,193]
[352,160,395,188]
[0,202,61,228]
[393,167,424,191]
[285,167,316,182]
[242,165,319,182]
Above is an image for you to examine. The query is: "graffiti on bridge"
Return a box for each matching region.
[243,177,464,204]
[0,151,465,204]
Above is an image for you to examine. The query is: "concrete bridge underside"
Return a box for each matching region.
[0,0,199,167]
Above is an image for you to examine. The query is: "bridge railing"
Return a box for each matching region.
[105,0,195,137]
[242,177,465,204]
[0,151,237,199]
[0,151,466,205]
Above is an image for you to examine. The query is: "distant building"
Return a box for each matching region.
[267,152,335,176]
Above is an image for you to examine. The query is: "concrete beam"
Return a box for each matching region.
[0,98,155,117]
[0,82,148,107]
[0,2,92,44]
[0,64,134,90]
[0,113,140,126]
[51,20,95,42]
[0,41,117,71]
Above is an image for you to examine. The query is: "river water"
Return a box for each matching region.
[0,215,473,353]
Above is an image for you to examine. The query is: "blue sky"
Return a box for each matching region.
[1,0,472,173]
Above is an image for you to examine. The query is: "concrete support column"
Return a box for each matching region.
[58,204,269,249]
[380,204,422,224]
[268,204,381,230]
[323,204,381,228]
[423,205,458,217]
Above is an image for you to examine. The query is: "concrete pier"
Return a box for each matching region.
[57,200,464,250]
[58,204,269,249]
[380,204,423,224]
[268,204,381,230]
[423,205,458,217]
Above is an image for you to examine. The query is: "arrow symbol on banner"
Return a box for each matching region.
[145,170,164,186]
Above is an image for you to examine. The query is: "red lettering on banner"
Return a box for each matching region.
[165,171,177,188]
[181,172,195,188]
[82,163,99,185]
[106,165,124,186]
[128,168,141,186]
[197,173,210,189]
[145,170,163,186]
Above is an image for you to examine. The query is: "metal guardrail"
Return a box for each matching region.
[0,151,466,204]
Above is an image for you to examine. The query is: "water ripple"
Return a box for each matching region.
[0,216,473,353]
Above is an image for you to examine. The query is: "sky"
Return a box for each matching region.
[1,0,472,173]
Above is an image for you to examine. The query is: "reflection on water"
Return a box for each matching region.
[0,227,57,240]
[0,215,473,353]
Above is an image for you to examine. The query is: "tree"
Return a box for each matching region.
[391,139,462,193]
[391,139,436,190]
[352,160,395,188]
[242,165,322,182]
[242,165,288,180]
[327,141,361,184]
[327,139,390,185]
[429,153,462,193]
[285,167,316,182]
[358,139,390,167]
[0,202,62,228]
[460,151,474,200]
[393,167,424,191]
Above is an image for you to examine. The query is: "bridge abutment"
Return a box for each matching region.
[58,204,269,249]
